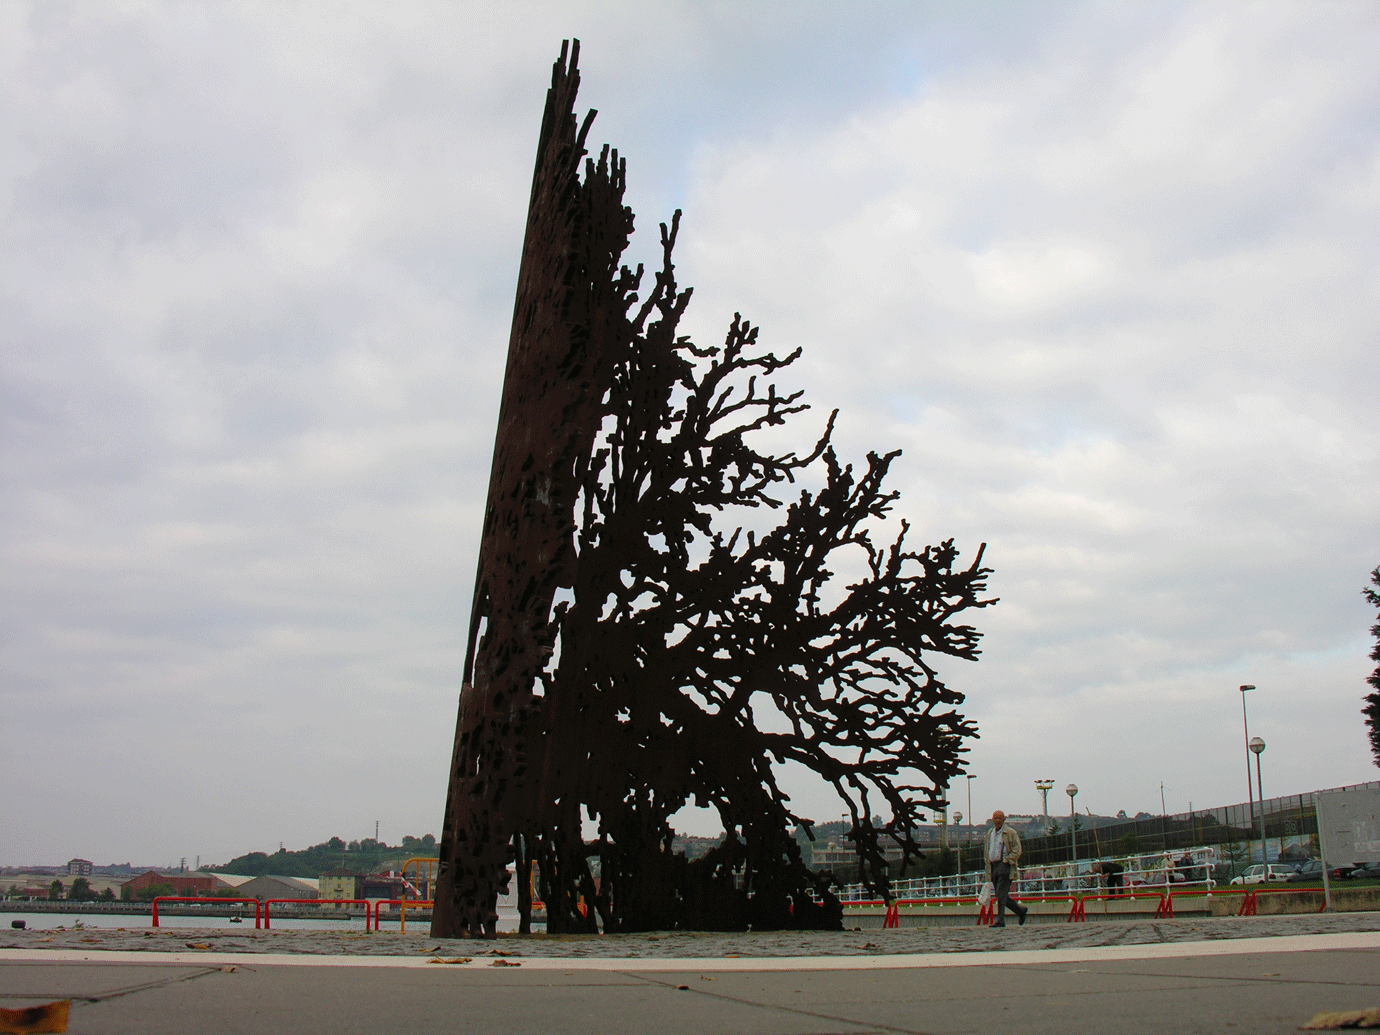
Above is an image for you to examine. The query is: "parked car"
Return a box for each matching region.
[1286,860,1325,882]
[1229,864,1295,885]
[1351,863,1380,880]
[1328,864,1359,880]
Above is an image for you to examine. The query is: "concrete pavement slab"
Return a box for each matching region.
[3,933,1379,1034]
[4,928,1380,970]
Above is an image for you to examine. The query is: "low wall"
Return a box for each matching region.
[844,892,1212,928]
[1208,886,1380,916]
[6,902,154,915]
[844,886,1380,926]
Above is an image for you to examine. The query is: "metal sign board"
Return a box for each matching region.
[1316,786,1380,865]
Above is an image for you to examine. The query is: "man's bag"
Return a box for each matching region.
[977,882,994,907]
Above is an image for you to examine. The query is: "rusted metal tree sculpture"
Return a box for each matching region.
[432,41,995,939]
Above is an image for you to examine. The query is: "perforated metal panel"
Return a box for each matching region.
[1317,786,1380,865]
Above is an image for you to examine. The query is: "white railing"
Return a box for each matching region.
[839,847,1220,903]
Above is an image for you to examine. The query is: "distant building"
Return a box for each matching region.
[808,843,918,871]
[235,875,320,902]
[66,859,93,876]
[361,873,420,903]
[207,873,254,892]
[318,869,362,907]
[119,871,219,899]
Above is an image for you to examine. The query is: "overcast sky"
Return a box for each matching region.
[3,2,1377,868]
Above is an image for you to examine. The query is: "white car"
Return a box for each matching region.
[1229,864,1294,885]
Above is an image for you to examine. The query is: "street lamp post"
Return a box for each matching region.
[966,775,974,845]
[1240,684,1257,861]
[954,811,963,882]
[965,775,975,884]
[1066,784,1079,868]
[1250,737,1267,869]
[939,784,949,849]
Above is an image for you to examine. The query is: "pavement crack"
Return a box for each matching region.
[627,972,938,1035]
[1017,964,1380,991]
[63,967,226,1005]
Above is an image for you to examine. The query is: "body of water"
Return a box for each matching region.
[2,910,533,933]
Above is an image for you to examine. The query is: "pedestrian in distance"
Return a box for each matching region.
[1175,854,1195,883]
[1090,860,1125,894]
[983,810,1029,927]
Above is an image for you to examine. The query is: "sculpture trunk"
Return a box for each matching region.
[431,40,629,938]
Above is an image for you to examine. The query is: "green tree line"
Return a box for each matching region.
[207,834,438,878]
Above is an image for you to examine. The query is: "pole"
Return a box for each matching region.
[1314,793,1334,912]
[954,812,963,881]
[1255,751,1266,867]
[1240,685,1256,860]
[1070,797,1077,865]
[966,775,974,885]
[1161,782,1168,851]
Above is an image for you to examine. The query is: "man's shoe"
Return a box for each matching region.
[992,920,1006,928]
[1017,908,1027,926]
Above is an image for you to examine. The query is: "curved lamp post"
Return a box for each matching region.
[1066,783,1079,868]
[1250,737,1267,869]
[1240,684,1257,859]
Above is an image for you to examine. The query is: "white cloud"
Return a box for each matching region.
[2,2,1377,864]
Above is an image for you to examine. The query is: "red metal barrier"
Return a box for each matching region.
[152,896,261,930]
[263,899,370,930]
[371,899,434,933]
[1079,892,1167,917]
[970,892,1078,925]
[1242,886,1329,914]
[1158,889,1226,918]
[855,893,1081,927]
[895,893,1077,926]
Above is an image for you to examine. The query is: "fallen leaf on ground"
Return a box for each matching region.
[0,999,71,1033]
[484,949,521,956]
[490,959,521,967]
[418,947,442,953]
[426,957,473,965]
[185,943,212,950]
[1301,1007,1380,1029]
[676,985,689,991]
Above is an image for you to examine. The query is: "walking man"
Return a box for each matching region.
[984,810,1028,927]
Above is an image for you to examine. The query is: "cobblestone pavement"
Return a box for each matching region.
[4,911,1378,958]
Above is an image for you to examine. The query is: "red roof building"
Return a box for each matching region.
[119,871,219,899]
